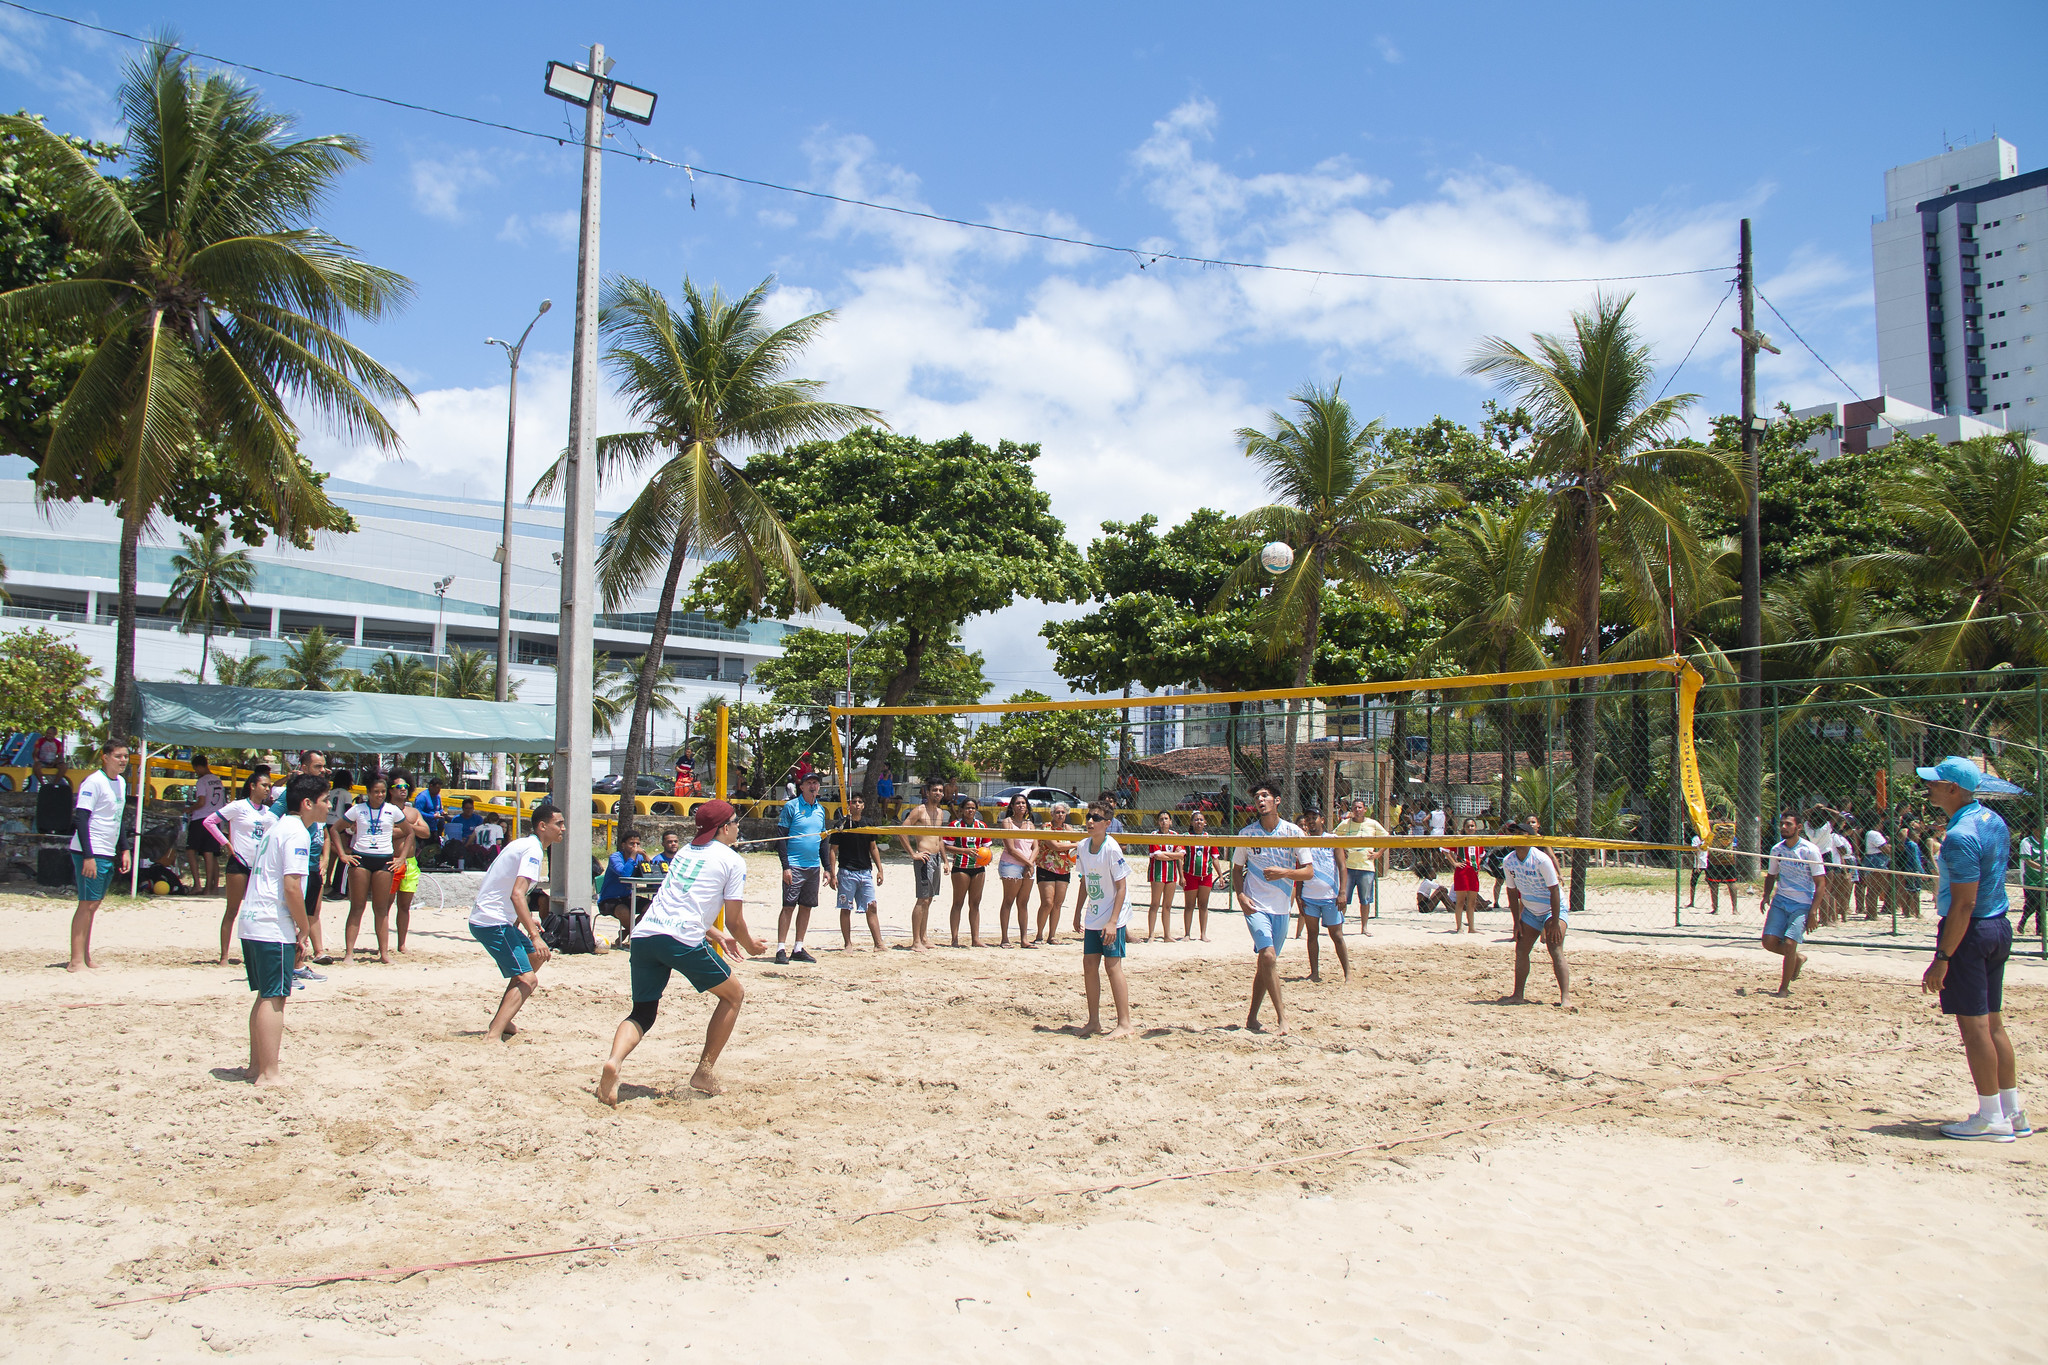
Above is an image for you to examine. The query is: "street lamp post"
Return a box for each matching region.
[540,44,656,909]
[486,298,550,790]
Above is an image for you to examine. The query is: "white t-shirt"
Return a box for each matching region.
[1692,835,1708,870]
[1233,819,1310,915]
[474,821,506,850]
[69,769,126,856]
[633,839,747,948]
[215,797,278,865]
[1831,832,1855,866]
[1864,828,1889,857]
[238,814,311,944]
[1503,848,1560,911]
[1428,809,1447,836]
[1302,846,1340,902]
[470,835,547,928]
[1075,836,1132,932]
[1416,874,1443,898]
[1767,838,1825,905]
[345,800,404,856]
[189,772,227,819]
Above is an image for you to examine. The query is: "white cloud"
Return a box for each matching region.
[0,10,123,141]
[498,209,579,248]
[410,151,497,222]
[1376,35,1403,64]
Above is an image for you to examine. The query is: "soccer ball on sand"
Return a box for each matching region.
[1260,541,1294,575]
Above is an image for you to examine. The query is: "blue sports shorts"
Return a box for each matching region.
[72,851,115,901]
[1763,895,1811,944]
[1083,926,1127,958]
[1300,897,1343,927]
[630,932,732,998]
[1938,915,2011,1017]
[470,922,535,978]
[1245,910,1290,954]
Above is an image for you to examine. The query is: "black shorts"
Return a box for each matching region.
[355,852,395,876]
[1939,915,2012,1017]
[782,865,821,907]
[227,853,252,877]
[187,819,222,854]
[1037,870,1071,884]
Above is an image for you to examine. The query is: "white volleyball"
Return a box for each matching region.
[1260,541,1294,575]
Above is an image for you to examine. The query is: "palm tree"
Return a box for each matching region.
[354,650,434,696]
[163,525,255,684]
[1762,561,1889,697]
[0,42,413,737]
[1214,380,1451,814]
[532,275,877,840]
[1853,432,2048,679]
[1468,293,1740,912]
[439,643,514,702]
[267,627,350,691]
[1403,500,1553,818]
[588,653,686,740]
[179,648,271,687]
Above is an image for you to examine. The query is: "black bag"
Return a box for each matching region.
[542,908,598,954]
[34,776,73,834]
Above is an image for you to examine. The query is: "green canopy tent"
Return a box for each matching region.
[130,682,557,895]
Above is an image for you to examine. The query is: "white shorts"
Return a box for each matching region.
[997,860,1032,880]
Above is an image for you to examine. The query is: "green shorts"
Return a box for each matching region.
[241,939,296,998]
[629,932,732,999]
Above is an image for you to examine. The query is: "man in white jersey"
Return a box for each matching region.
[467,802,567,1041]
[237,773,327,1085]
[68,738,131,973]
[205,772,278,968]
[1232,780,1313,1035]
[1297,807,1350,983]
[1075,801,1134,1039]
[1501,822,1569,1005]
[1759,813,1825,995]
[598,800,766,1103]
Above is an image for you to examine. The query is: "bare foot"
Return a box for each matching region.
[66,961,88,974]
[688,1065,724,1096]
[1079,1021,1103,1037]
[596,1060,620,1106]
[1269,1021,1289,1036]
[1245,1017,1265,1033]
[378,952,395,965]
[1505,993,1527,1004]
[251,1071,285,1087]
[971,939,988,948]
[1201,934,1211,942]
[1103,1025,1135,1040]
[502,1022,518,1038]
[1792,954,1808,982]
[1309,971,1322,983]
[912,943,929,954]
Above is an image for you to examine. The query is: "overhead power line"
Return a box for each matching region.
[1755,289,1864,401]
[1,0,1734,288]
[1656,277,1737,401]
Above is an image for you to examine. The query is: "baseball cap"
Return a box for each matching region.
[693,799,736,843]
[1915,756,1981,791]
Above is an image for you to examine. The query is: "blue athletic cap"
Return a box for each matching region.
[1915,756,1980,791]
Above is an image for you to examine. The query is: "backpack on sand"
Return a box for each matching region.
[543,908,598,954]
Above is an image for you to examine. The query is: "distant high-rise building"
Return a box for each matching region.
[1872,137,2044,420]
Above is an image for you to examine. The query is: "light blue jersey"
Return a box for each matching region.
[1767,838,1824,907]
[1936,801,2011,919]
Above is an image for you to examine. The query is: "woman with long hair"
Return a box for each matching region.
[206,770,276,967]
[1145,810,1181,942]
[1034,803,1078,946]
[340,771,408,964]
[996,793,1039,948]
[1182,809,1223,941]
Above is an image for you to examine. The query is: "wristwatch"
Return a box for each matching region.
[1934,950,1952,962]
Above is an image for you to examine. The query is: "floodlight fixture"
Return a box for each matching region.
[543,61,598,107]
[606,80,657,124]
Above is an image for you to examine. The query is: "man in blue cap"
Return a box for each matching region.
[1918,756,2028,1142]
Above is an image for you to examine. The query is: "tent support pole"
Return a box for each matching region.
[131,739,147,898]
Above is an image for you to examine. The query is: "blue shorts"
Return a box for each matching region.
[1764,896,1810,944]
[1863,853,1889,871]
[837,869,877,912]
[1518,903,1564,932]
[241,938,296,998]
[1083,926,1127,958]
[1245,910,1290,954]
[72,851,115,902]
[1300,897,1343,927]
[470,922,535,978]
[630,932,732,999]
[1939,915,2012,1017]
[1342,868,1376,908]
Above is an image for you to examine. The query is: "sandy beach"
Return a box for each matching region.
[2,848,2043,1360]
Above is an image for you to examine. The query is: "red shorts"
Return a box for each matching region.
[1184,872,1214,890]
[1453,865,1481,893]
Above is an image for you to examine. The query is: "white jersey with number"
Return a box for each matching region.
[216,798,278,865]
[345,800,403,855]
[1076,836,1132,932]
[239,814,311,944]
[471,835,547,928]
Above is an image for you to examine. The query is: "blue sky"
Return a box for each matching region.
[2,0,2043,694]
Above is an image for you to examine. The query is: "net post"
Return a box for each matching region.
[826,706,849,818]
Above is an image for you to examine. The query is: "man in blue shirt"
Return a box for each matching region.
[774,771,828,964]
[643,829,682,877]
[413,777,446,841]
[598,832,645,936]
[1918,756,2028,1142]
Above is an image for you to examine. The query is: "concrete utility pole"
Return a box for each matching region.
[1736,218,1763,871]
[487,298,551,791]
[552,41,607,906]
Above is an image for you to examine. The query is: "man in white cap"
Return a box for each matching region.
[1918,756,2028,1142]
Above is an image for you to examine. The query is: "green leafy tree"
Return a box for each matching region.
[438,643,514,701]
[1690,411,1914,581]
[751,624,986,783]
[1216,381,1452,813]
[1468,293,1740,912]
[267,627,350,691]
[1381,402,1536,528]
[0,626,101,737]
[701,428,1091,803]
[163,524,254,684]
[531,275,875,839]
[587,653,686,741]
[0,43,414,738]
[182,648,271,688]
[354,650,433,696]
[966,690,1109,784]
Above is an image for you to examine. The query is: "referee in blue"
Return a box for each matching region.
[1919,757,2029,1141]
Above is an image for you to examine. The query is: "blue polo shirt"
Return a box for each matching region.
[777,796,827,869]
[599,849,640,902]
[413,789,445,835]
[1936,800,2010,919]
[444,811,483,844]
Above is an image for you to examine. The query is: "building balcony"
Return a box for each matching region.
[1967,361,1987,377]
[1964,300,1984,316]
[1963,271,1982,287]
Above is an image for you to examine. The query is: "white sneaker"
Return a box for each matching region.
[1940,1113,2016,1142]
[2009,1110,2033,1139]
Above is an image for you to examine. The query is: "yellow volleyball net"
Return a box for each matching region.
[828,656,1711,856]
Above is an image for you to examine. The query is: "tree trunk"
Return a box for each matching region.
[867,627,927,804]
[1569,519,1601,916]
[111,504,142,740]
[198,621,213,686]
[615,534,693,843]
[1282,582,1322,818]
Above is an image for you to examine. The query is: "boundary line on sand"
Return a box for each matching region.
[94,1041,1928,1309]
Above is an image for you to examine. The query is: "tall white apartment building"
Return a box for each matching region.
[1872,138,2046,422]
